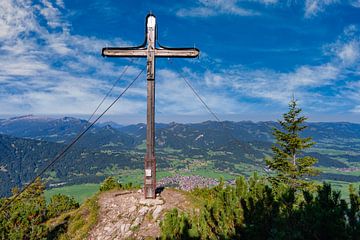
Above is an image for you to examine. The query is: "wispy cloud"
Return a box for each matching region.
[1,0,359,121]
[156,69,243,115]
[37,0,67,29]
[182,25,360,113]
[0,0,142,116]
[0,0,241,117]
[175,0,358,19]
[350,0,360,8]
[176,0,259,17]
[304,0,340,18]
[325,25,360,65]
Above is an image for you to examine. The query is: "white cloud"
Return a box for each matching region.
[176,0,358,19]
[341,80,360,113]
[212,63,342,105]
[189,26,359,109]
[344,24,358,36]
[55,0,65,8]
[0,0,141,116]
[1,1,360,119]
[155,69,242,115]
[325,26,360,65]
[348,84,360,114]
[337,41,360,64]
[352,106,360,113]
[177,7,217,18]
[0,0,38,40]
[37,0,65,28]
[350,0,360,7]
[176,0,259,17]
[204,71,224,87]
[253,0,278,4]
[304,0,339,18]
[0,58,50,77]
[286,64,340,87]
[303,1,360,18]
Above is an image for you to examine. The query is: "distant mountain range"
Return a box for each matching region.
[0,115,359,197]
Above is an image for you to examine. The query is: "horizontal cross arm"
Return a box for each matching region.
[102,47,200,58]
[102,47,147,58]
[155,47,199,58]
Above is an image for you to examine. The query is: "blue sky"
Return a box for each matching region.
[0,0,360,123]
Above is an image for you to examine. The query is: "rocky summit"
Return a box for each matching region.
[88,189,193,239]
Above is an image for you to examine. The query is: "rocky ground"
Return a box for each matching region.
[88,188,193,240]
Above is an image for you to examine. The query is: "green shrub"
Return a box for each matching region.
[47,194,79,218]
[99,177,139,192]
[48,194,100,240]
[0,178,49,240]
[160,209,195,240]
[99,177,120,192]
[160,176,360,240]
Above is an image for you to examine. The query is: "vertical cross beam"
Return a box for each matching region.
[145,16,156,199]
[102,14,199,199]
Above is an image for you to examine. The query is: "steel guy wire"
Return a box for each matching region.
[167,59,270,176]
[0,68,145,215]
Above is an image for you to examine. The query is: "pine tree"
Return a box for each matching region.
[266,98,319,190]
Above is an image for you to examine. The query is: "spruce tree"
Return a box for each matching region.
[266,98,319,190]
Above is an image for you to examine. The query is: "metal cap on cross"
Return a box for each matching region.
[102,14,200,199]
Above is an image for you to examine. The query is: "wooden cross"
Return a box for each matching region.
[102,14,199,199]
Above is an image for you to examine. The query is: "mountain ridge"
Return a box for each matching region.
[0,116,359,198]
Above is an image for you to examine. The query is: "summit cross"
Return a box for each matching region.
[102,14,199,199]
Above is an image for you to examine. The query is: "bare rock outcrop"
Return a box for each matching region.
[88,188,192,240]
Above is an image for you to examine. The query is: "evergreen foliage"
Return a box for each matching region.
[0,178,48,240]
[0,176,141,239]
[99,176,138,192]
[99,177,120,192]
[266,99,319,190]
[347,185,360,237]
[0,178,80,239]
[160,208,194,239]
[47,194,100,240]
[47,194,79,219]
[160,175,360,240]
